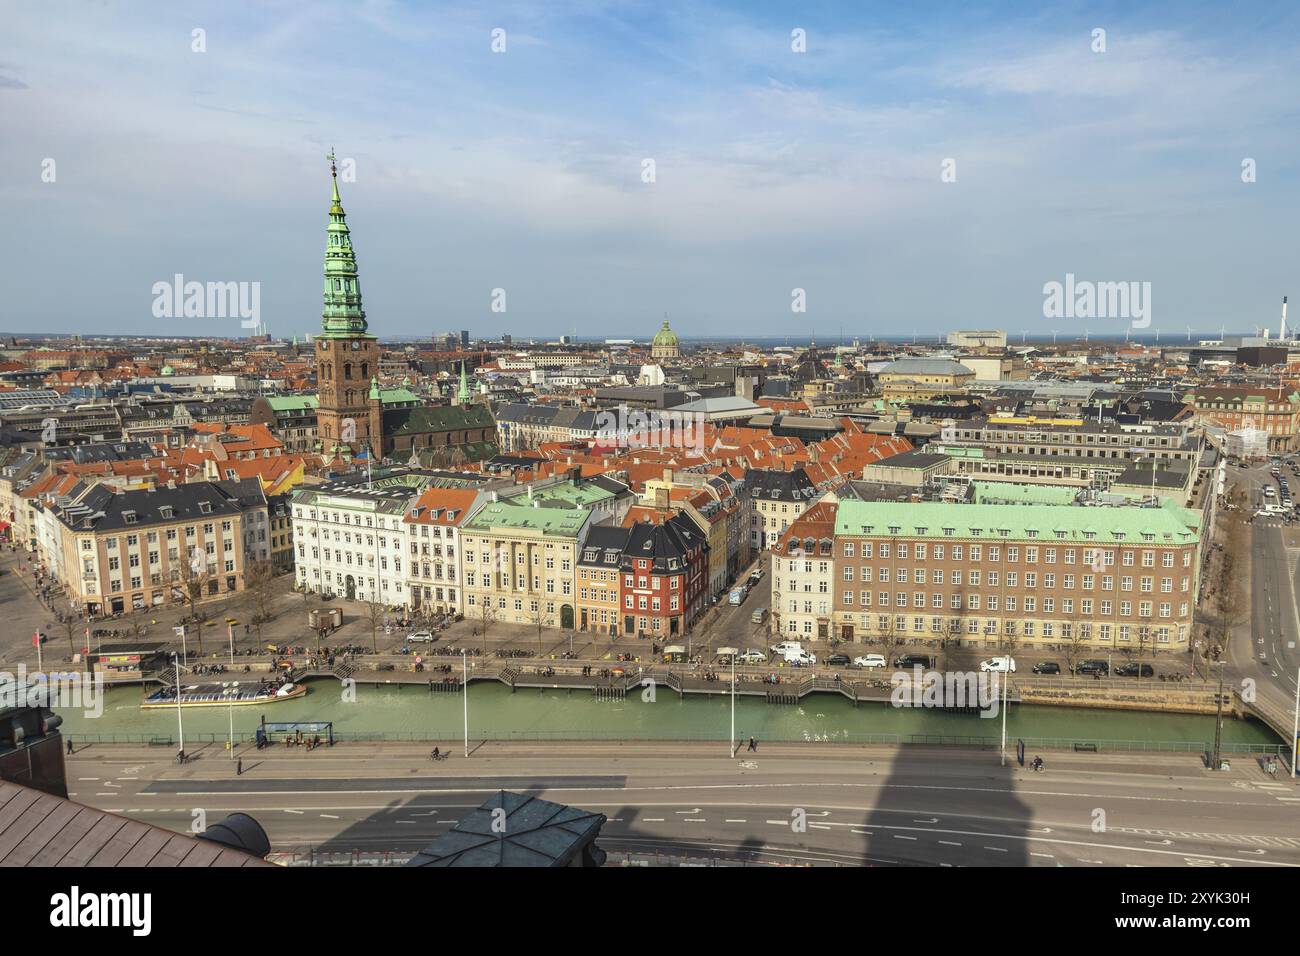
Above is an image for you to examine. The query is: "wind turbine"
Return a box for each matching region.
[1051,329,1059,345]
[1020,330,1028,343]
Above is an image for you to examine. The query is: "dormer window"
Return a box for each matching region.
[123,511,137,525]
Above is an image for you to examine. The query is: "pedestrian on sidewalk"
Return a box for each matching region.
[236,758,243,776]
[66,738,73,755]
[747,736,757,752]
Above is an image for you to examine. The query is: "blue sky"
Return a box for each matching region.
[3,0,1299,340]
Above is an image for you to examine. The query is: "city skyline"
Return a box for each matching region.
[4,1,1299,338]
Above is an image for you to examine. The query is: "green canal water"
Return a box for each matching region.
[57,680,1284,752]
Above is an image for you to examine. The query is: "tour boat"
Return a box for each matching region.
[140,681,308,710]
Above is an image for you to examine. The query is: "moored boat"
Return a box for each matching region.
[141,681,308,710]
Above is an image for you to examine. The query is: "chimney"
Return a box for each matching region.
[662,468,673,483]
[654,486,669,511]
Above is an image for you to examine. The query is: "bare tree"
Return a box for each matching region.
[530,604,555,656]
[176,551,211,658]
[362,598,386,654]
[476,598,496,656]
[876,613,898,661]
[245,559,277,645]
[941,621,961,671]
[61,614,80,659]
[1063,619,1088,675]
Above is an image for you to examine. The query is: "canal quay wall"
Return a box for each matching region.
[110,654,1257,724]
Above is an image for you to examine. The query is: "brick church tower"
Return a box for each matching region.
[314,151,380,458]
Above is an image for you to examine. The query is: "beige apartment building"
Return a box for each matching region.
[460,499,593,631]
[53,482,248,616]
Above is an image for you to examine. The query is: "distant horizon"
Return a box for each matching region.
[0,329,1268,346]
[5,1,1298,337]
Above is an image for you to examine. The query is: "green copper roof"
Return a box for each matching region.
[380,387,422,405]
[319,163,372,340]
[652,319,678,347]
[508,481,616,508]
[465,501,591,536]
[834,500,1199,545]
[265,395,319,411]
[382,403,494,437]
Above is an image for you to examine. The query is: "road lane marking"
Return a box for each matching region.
[984,846,1008,852]
[724,819,747,823]
[894,835,917,841]
[939,840,961,846]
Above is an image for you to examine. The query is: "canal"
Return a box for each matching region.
[56,679,1284,752]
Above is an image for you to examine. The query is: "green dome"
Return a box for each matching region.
[160,364,175,376]
[652,320,679,348]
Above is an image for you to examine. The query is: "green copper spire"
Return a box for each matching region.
[320,150,370,339]
[457,362,470,404]
[369,375,380,401]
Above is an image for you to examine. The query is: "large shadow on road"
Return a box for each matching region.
[855,729,1034,867]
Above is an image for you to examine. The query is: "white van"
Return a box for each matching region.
[782,648,817,666]
[980,656,1017,673]
[770,640,803,655]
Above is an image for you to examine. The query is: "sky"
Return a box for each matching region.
[3,0,1299,341]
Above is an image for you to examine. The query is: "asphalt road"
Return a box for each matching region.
[67,740,1300,867]
[1232,462,1300,721]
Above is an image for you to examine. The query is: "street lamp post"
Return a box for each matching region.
[172,652,185,762]
[222,681,239,759]
[999,670,1009,766]
[462,649,469,758]
[1211,659,1225,770]
[728,655,738,759]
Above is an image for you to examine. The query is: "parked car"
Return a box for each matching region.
[737,648,767,664]
[894,653,934,669]
[1031,661,1061,675]
[980,656,1016,673]
[826,653,852,667]
[853,654,888,669]
[1073,659,1110,676]
[1114,662,1155,678]
[770,640,803,655]
[406,631,435,643]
